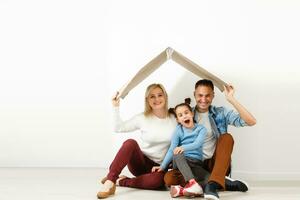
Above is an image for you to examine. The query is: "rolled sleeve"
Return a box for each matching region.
[224,108,247,127]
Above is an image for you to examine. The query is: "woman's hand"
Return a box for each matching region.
[112,92,120,107]
[173,146,184,155]
[151,166,163,172]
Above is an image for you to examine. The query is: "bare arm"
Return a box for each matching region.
[112,91,120,107]
[111,91,140,132]
[223,85,256,126]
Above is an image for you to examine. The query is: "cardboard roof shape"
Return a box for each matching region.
[117,47,227,99]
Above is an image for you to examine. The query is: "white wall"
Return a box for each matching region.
[0,0,111,167]
[1,0,300,180]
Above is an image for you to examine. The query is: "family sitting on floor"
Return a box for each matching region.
[97,79,256,200]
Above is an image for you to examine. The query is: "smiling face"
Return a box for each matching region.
[147,87,166,111]
[175,105,194,129]
[194,85,214,112]
[144,84,168,116]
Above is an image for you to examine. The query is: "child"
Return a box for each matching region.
[152,98,210,198]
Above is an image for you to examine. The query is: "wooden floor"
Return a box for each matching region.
[1,168,300,200]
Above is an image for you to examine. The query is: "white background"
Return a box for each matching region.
[1,0,300,181]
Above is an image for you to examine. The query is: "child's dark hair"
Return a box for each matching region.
[195,79,214,91]
[169,98,193,118]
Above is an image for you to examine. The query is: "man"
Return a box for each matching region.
[164,79,256,200]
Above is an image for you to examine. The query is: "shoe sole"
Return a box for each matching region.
[204,194,219,200]
[97,185,116,199]
[225,176,249,191]
[183,191,202,197]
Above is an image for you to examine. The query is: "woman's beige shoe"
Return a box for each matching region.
[97,184,116,199]
[100,175,128,185]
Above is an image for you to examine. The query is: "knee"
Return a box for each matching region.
[164,171,174,186]
[220,133,234,146]
[122,139,138,148]
[121,139,139,152]
[173,153,184,161]
[173,154,185,166]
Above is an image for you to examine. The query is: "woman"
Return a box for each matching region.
[97,83,177,199]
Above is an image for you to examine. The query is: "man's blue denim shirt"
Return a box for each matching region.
[193,105,247,138]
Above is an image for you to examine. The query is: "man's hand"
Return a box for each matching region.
[223,84,257,126]
[151,166,163,172]
[223,84,235,103]
[173,146,184,155]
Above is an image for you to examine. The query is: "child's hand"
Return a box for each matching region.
[151,166,163,172]
[173,146,184,154]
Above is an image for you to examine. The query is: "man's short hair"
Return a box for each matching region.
[195,79,214,91]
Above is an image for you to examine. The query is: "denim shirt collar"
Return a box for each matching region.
[193,105,221,138]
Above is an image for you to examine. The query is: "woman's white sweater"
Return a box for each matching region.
[113,107,177,164]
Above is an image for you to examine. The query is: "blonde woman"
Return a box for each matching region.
[97,83,177,199]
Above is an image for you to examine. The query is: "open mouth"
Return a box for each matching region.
[184,119,190,124]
